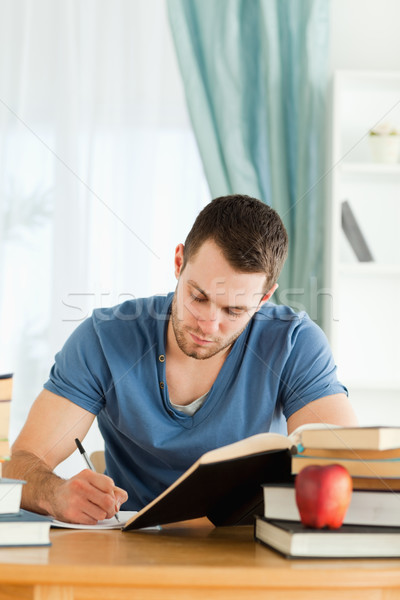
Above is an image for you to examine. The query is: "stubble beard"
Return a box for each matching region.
[170,294,248,360]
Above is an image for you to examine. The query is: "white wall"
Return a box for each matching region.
[330,0,400,71]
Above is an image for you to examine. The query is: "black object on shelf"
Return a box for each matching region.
[341,200,374,262]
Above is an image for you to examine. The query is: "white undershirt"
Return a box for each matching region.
[170,392,209,416]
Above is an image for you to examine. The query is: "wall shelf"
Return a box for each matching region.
[327,70,400,420]
[339,162,400,175]
[338,264,400,277]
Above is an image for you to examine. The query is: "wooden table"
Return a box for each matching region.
[1,518,400,600]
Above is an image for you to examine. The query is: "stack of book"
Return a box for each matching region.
[0,373,13,469]
[0,479,51,547]
[255,425,400,558]
[0,373,51,546]
[291,425,400,490]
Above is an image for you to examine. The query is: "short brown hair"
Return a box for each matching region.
[182,194,288,292]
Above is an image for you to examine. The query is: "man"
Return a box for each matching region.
[4,195,357,524]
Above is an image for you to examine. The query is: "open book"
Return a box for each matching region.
[123,424,327,532]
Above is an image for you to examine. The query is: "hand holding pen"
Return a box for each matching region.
[75,438,122,523]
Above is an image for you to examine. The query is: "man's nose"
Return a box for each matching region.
[196,307,220,335]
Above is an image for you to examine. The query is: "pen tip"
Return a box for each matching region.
[75,438,84,453]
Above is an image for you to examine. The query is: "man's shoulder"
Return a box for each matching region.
[251,302,324,342]
[91,293,173,330]
[251,302,329,351]
[255,302,309,325]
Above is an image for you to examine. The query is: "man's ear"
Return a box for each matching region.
[260,283,279,305]
[174,244,185,279]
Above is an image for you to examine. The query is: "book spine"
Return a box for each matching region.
[0,375,12,461]
[292,456,400,477]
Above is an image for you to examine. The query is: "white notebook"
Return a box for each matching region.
[51,510,137,529]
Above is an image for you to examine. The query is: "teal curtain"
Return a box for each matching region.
[167,0,329,328]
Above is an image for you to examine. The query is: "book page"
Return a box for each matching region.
[51,510,138,529]
[199,432,291,465]
[289,422,341,447]
[197,422,342,464]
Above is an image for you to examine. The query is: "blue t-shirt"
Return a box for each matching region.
[44,293,346,510]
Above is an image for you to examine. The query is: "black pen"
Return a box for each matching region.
[75,438,120,523]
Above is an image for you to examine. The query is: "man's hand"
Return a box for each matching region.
[4,449,129,524]
[50,470,128,524]
[3,390,129,522]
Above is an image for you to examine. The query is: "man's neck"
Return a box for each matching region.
[165,320,229,405]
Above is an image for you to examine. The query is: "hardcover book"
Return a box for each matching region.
[299,425,400,451]
[291,454,400,478]
[0,510,51,547]
[0,374,12,443]
[297,446,400,459]
[0,478,25,514]
[351,477,400,491]
[255,516,400,558]
[263,483,400,527]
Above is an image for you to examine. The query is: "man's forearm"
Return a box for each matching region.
[3,450,64,515]
[4,448,129,523]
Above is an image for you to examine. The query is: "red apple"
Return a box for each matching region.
[295,464,352,529]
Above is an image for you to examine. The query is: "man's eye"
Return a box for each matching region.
[227,309,243,318]
[190,294,206,303]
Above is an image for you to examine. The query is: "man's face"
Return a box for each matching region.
[170,240,275,360]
